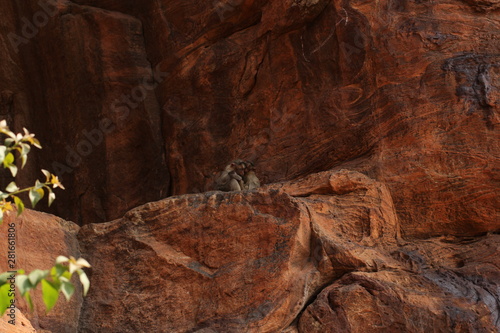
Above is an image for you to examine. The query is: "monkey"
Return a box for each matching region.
[242,161,260,190]
[214,160,246,191]
[231,159,247,189]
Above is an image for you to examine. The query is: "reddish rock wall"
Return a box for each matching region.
[0,0,168,225]
[0,0,498,331]
[299,235,500,332]
[0,172,498,332]
[76,170,499,332]
[1,0,497,239]
[0,210,82,332]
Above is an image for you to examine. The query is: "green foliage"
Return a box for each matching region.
[11,256,91,314]
[0,120,90,316]
[0,120,64,223]
[0,272,15,312]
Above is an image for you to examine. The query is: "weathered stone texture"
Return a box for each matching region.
[0,0,498,332]
[0,0,168,225]
[0,210,82,332]
[77,170,500,332]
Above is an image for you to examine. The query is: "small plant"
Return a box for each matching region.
[0,120,90,316]
[0,256,90,314]
[0,120,65,222]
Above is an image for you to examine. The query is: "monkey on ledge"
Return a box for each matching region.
[214,159,261,191]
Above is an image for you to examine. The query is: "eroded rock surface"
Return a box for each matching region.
[0,0,168,225]
[76,170,396,332]
[0,0,497,238]
[77,170,499,332]
[0,310,36,333]
[0,171,496,332]
[0,210,82,332]
[0,0,498,331]
[299,235,500,332]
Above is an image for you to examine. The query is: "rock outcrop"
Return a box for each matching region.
[299,236,500,332]
[76,170,499,332]
[0,210,83,332]
[0,0,497,238]
[0,170,498,332]
[0,0,498,331]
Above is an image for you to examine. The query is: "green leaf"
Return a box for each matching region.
[21,154,27,169]
[55,256,69,264]
[3,152,14,167]
[51,264,68,280]
[75,258,91,268]
[34,179,44,190]
[62,270,72,280]
[24,291,34,311]
[60,280,74,301]
[8,165,17,177]
[20,142,30,157]
[13,196,24,215]
[0,146,6,164]
[47,187,55,207]
[32,138,42,149]
[0,283,14,316]
[28,269,48,286]
[29,187,44,208]
[5,130,16,140]
[4,138,14,146]
[69,257,91,274]
[0,272,13,285]
[77,269,90,296]
[6,181,19,193]
[41,279,59,312]
[69,261,78,274]
[16,274,33,296]
[41,169,51,181]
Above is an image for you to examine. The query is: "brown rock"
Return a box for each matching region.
[77,170,400,332]
[0,0,498,330]
[1,310,36,333]
[68,0,498,238]
[0,171,497,332]
[0,0,168,225]
[0,0,497,238]
[0,210,82,332]
[299,234,500,332]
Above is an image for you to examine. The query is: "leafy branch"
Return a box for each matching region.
[0,120,64,223]
[0,256,90,314]
[0,120,90,315]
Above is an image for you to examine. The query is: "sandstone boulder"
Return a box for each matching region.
[299,234,500,332]
[0,210,82,332]
[0,170,497,332]
[77,170,401,332]
[77,170,500,332]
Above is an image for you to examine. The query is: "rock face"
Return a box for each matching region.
[0,171,497,332]
[77,170,499,332]
[299,236,500,332]
[0,210,83,332]
[0,0,498,332]
[0,0,497,238]
[1,310,36,333]
[0,0,168,225]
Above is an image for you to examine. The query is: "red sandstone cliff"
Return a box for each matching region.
[0,0,499,331]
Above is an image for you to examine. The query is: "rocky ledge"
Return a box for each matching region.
[3,170,496,332]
